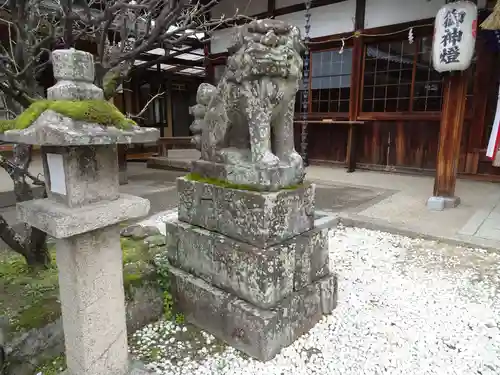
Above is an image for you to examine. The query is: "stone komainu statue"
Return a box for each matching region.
[189,19,305,190]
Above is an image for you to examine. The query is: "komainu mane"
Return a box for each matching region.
[189,19,305,190]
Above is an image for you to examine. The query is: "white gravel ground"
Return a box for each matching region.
[130,225,500,375]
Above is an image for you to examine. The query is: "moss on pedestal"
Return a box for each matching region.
[121,237,159,298]
[185,172,302,192]
[0,99,136,134]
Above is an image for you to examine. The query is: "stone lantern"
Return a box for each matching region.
[0,49,159,375]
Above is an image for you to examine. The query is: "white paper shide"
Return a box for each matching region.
[432,1,477,73]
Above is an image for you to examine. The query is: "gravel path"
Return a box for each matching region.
[130,225,500,375]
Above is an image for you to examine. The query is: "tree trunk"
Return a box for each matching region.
[0,3,52,268]
[23,236,51,269]
[0,216,50,269]
[0,144,50,268]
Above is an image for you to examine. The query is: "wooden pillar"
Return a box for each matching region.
[346,0,366,172]
[117,144,128,185]
[428,71,468,209]
[466,37,495,173]
[268,0,276,14]
[166,80,173,138]
[204,44,214,84]
[109,96,128,185]
[395,121,406,166]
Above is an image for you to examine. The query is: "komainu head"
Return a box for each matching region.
[225,19,305,83]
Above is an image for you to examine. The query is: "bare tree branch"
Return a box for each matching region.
[0,0,252,267]
[0,215,28,257]
[129,89,164,119]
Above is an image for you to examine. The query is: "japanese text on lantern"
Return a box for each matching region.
[432,2,477,73]
[440,8,466,64]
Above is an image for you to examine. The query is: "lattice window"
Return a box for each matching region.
[295,78,307,114]
[362,41,415,112]
[310,48,352,113]
[413,36,444,111]
[362,37,476,113]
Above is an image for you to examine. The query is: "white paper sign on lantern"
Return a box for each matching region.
[432,1,478,73]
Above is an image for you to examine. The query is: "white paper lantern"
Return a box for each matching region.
[432,1,478,73]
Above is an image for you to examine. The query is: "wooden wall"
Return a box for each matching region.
[293,15,500,180]
[295,119,440,171]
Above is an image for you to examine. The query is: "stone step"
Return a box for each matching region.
[168,265,338,362]
[147,157,192,171]
[167,148,200,159]
[177,177,316,248]
[166,214,335,309]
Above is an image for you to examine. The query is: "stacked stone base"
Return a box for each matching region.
[166,177,338,361]
[169,266,337,361]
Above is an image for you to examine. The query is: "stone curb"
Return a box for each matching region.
[338,213,500,254]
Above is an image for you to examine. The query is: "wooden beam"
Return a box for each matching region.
[433,71,468,198]
[170,39,205,49]
[354,0,365,29]
[362,18,434,42]
[170,65,203,74]
[216,0,347,30]
[268,0,276,15]
[274,0,346,17]
[136,55,203,67]
[139,46,199,58]
[134,47,202,72]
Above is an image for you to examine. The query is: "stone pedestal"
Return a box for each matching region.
[191,159,304,192]
[177,177,315,247]
[426,195,461,211]
[166,177,338,361]
[0,49,159,375]
[165,18,336,361]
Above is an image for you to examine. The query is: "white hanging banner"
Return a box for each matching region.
[432,1,478,73]
[486,83,500,159]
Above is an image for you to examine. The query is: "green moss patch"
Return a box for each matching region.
[0,248,59,334]
[0,99,136,133]
[34,354,66,375]
[0,237,155,336]
[185,172,302,191]
[16,297,61,331]
[0,119,16,134]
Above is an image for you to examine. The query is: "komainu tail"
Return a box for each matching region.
[189,83,216,150]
